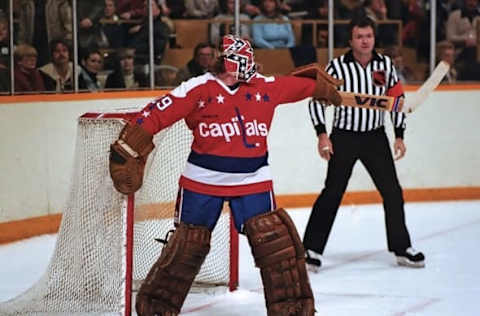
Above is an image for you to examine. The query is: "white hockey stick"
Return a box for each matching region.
[403,61,450,113]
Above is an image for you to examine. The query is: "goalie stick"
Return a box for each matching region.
[338,61,450,113]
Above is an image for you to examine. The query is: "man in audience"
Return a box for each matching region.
[446,0,480,79]
[40,39,74,92]
[174,42,215,84]
[436,40,458,83]
[211,0,252,46]
[77,0,104,50]
[105,47,148,90]
[125,0,170,65]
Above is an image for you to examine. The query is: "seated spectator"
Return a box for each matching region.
[99,0,126,49]
[13,44,46,93]
[241,0,261,17]
[79,48,104,91]
[383,45,416,83]
[184,0,219,18]
[77,0,105,50]
[352,0,397,47]
[39,39,74,92]
[0,12,10,69]
[126,0,170,65]
[211,0,252,46]
[105,47,148,90]
[174,42,215,84]
[17,0,72,67]
[155,64,179,87]
[436,40,458,83]
[116,0,145,20]
[252,0,295,49]
[165,0,186,18]
[446,0,480,64]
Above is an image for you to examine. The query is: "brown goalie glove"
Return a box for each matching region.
[109,123,154,194]
[289,63,343,107]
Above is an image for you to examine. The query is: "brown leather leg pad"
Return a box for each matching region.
[136,223,211,316]
[245,209,315,316]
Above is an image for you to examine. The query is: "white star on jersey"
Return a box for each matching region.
[198,100,206,108]
[216,94,225,104]
[255,92,261,102]
[142,111,150,117]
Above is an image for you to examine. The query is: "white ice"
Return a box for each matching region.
[1,200,479,315]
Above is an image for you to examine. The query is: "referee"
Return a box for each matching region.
[303,17,425,270]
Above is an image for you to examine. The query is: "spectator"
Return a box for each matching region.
[78,48,103,92]
[126,0,170,65]
[210,0,252,46]
[383,45,416,83]
[165,0,186,18]
[241,0,261,17]
[352,0,397,47]
[0,12,9,69]
[184,0,219,18]
[252,0,296,49]
[39,39,73,92]
[105,47,148,90]
[14,44,46,93]
[0,13,8,92]
[174,42,215,84]
[155,64,179,87]
[116,0,145,20]
[99,0,126,49]
[17,0,72,67]
[77,0,105,50]
[436,40,458,83]
[446,0,480,64]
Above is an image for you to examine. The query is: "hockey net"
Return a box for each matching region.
[0,112,239,315]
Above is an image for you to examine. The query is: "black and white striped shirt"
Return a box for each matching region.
[309,50,406,138]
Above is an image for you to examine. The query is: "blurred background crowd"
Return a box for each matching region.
[1,0,479,94]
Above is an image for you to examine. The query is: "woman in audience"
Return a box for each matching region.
[251,0,295,49]
[211,0,251,46]
[13,44,46,93]
[78,48,103,92]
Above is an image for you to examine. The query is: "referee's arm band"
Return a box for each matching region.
[314,124,327,136]
[394,127,405,139]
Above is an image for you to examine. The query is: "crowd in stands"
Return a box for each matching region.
[0,0,479,94]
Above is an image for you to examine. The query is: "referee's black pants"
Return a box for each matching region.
[303,127,412,255]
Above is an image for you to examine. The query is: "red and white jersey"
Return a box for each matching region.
[133,72,317,196]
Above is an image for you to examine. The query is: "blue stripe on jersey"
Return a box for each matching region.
[187,150,268,173]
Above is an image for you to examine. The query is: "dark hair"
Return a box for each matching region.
[348,16,376,39]
[193,42,214,58]
[49,39,70,56]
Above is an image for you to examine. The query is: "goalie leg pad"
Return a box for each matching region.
[245,209,315,316]
[136,223,211,316]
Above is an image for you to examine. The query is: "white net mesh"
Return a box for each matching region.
[0,115,237,315]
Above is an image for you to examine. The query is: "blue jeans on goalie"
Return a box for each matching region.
[175,187,276,232]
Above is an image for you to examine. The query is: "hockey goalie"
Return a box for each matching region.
[109,35,342,316]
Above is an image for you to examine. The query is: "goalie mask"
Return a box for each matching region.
[222,35,257,82]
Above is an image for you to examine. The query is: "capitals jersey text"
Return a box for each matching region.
[133,72,317,196]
